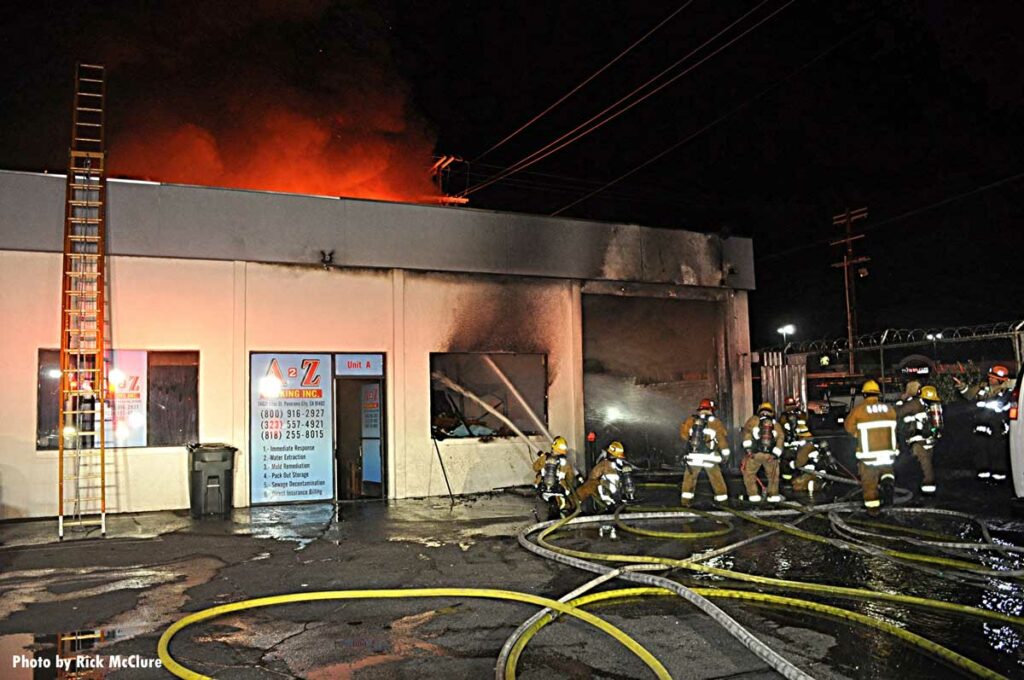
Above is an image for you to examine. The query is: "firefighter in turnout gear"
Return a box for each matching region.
[577,441,637,511]
[897,384,944,495]
[778,396,814,485]
[679,399,731,505]
[955,365,1013,482]
[844,380,899,511]
[533,436,579,518]
[740,402,785,502]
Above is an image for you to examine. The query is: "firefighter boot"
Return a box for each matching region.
[880,475,895,507]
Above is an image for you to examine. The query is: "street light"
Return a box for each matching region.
[777,324,796,345]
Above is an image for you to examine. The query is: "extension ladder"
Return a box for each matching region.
[58,63,108,539]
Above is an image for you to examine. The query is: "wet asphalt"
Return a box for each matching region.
[1,471,1023,679]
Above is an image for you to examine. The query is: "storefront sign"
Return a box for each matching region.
[106,350,147,447]
[250,353,334,504]
[335,353,384,377]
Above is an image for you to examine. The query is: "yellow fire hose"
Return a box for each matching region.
[535,514,1024,627]
[156,588,671,680]
[505,587,1007,680]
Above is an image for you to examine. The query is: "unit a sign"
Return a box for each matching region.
[250,353,334,504]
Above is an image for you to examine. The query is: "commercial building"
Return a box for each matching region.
[0,169,754,520]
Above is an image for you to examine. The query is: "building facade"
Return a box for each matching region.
[0,170,754,519]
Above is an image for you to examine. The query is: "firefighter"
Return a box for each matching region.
[533,436,579,517]
[955,365,1013,482]
[897,384,944,495]
[844,379,899,511]
[577,441,637,511]
[740,402,785,502]
[791,439,832,495]
[679,398,731,506]
[778,395,814,484]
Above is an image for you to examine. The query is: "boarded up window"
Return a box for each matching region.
[430,353,547,439]
[148,351,199,446]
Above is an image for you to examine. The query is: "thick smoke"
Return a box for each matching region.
[96,1,437,201]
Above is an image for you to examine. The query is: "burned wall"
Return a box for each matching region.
[583,294,723,469]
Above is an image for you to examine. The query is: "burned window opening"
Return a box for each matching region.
[430,353,547,440]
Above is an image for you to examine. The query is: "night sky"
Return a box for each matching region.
[2,1,1022,347]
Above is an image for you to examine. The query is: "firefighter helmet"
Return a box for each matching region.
[920,385,940,402]
[698,398,716,413]
[861,379,881,395]
[989,365,1010,381]
[551,436,569,456]
[784,395,800,409]
[757,402,774,416]
[607,441,625,458]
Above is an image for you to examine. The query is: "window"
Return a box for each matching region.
[430,353,547,439]
[36,349,198,449]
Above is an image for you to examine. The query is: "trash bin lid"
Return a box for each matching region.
[188,443,237,463]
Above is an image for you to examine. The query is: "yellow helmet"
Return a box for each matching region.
[551,436,569,456]
[920,385,940,402]
[861,379,881,395]
[757,402,774,416]
[607,441,625,458]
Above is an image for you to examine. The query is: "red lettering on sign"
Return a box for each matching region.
[128,375,140,392]
[287,367,298,378]
[347,360,362,369]
[301,359,322,387]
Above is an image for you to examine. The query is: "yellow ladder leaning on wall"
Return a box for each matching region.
[57,63,109,539]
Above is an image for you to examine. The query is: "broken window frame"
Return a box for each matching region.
[430,352,548,441]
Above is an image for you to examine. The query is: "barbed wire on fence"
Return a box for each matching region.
[760,319,1024,354]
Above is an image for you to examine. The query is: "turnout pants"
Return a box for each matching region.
[858,462,894,509]
[680,464,728,504]
[973,432,1009,480]
[910,441,936,492]
[791,443,818,491]
[742,453,780,501]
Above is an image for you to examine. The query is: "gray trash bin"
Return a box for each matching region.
[187,443,237,518]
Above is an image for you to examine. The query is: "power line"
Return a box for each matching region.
[473,0,695,162]
[549,16,874,216]
[460,0,795,198]
[758,168,1024,261]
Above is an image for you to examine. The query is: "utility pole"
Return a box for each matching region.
[830,207,869,375]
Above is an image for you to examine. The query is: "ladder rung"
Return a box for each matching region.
[63,348,102,353]
[70,150,104,158]
[61,451,105,458]
[65,290,100,295]
[75,107,103,113]
[61,367,101,373]
[68,217,102,224]
[79,63,105,70]
[64,474,104,481]
[69,236,102,242]
[63,409,101,415]
[65,272,101,277]
[70,182,101,188]
[61,518,105,527]
[65,329,98,334]
[69,200,102,206]
[62,390,99,397]
[63,429,101,436]
[79,77,104,83]
[67,253,100,258]
[76,122,102,127]
[76,92,103,98]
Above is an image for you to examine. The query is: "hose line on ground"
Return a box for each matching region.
[157,588,672,680]
[506,587,1007,680]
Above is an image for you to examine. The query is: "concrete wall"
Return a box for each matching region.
[0,251,597,519]
[0,170,755,290]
